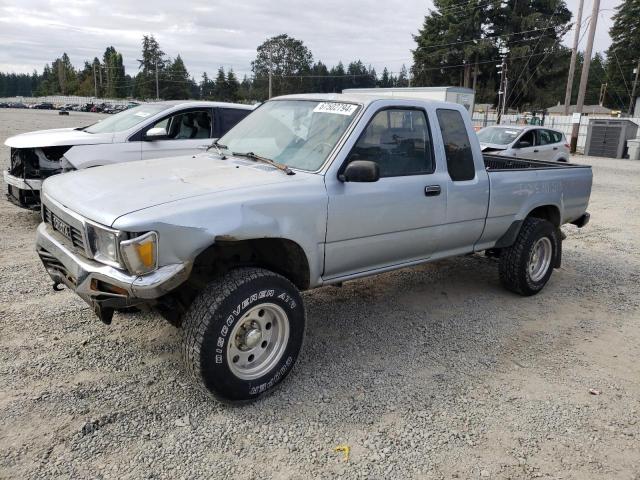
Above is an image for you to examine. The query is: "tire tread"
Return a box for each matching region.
[181,267,293,394]
[499,217,555,296]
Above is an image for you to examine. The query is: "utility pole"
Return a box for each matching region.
[564,0,584,115]
[599,83,607,106]
[570,0,600,153]
[497,58,508,124]
[268,48,273,99]
[155,57,160,100]
[93,63,98,98]
[628,60,640,115]
[502,63,508,119]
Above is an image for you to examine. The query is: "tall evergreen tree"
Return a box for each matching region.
[494,0,571,109]
[605,0,640,111]
[226,69,240,101]
[161,55,190,99]
[135,35,166,99]
[102,46,126,98]
[412,0,571,109]
[213,66,228,100]
[200,72,214,99]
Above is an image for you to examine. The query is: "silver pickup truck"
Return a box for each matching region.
[35,94,592,403]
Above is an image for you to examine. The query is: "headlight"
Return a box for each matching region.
[86,222,121,267]
[120,231,158,275]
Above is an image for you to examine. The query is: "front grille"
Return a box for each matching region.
[42,204,87,251]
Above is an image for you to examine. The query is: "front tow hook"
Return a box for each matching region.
[53,282,64,292]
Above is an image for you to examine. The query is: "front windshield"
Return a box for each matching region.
[84,104,170,134]
[218,100,361,171]
[477,127,521,145]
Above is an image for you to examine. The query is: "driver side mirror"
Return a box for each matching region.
[514,140,531,149]
[339,160,380,182]
[144,127,168,141]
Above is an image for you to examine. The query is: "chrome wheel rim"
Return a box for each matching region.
[227,303,290,381]
[528,237,552,282]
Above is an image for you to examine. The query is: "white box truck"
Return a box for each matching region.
[343,86,475,114]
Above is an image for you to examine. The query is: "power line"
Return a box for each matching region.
[610,49,631,95]
[413,26,561,52]
[504,2,565,107]
[508,17,591,109]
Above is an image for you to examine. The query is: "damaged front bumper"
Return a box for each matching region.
[36,222,191,323]
[5,146,72,208]
[4,170,42,208]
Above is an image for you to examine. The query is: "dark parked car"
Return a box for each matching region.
[33,102,54,110]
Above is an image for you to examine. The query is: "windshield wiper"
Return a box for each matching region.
[231,151,295,175]
[207,140,228,158]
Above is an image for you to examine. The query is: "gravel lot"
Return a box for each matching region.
[1,108,639,479]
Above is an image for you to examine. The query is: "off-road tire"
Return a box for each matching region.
[181,267,305,403]
[499,217,559,296]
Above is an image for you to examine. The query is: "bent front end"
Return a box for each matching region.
[35,196,191,323]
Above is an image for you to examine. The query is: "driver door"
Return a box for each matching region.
[140,108,214,160]
[324,108,448,279]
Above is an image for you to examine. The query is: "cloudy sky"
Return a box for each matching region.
[0,0,621,80]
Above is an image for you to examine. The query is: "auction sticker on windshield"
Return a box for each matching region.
[313,102,358,115]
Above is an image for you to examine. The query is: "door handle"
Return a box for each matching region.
[424,185,441,196]
[533,149,539,153]
[553,146,558,150]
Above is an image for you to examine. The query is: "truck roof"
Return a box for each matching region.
[274,92,464,109]
[144,100,255,110]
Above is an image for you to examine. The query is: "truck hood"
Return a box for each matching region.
[42,154,297,227]
[4,127,113,149]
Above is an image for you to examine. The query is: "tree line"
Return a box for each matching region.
[0,34,408,104]
[0,0,638,111]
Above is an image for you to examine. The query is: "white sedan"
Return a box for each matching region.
[477,125,570,162]
[4,101,255,208]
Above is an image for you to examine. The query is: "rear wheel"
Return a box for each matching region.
[499,217,559,296]
[181,267,305,403]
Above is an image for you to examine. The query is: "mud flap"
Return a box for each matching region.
[554,229,562,269]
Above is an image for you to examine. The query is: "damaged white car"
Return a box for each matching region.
[3,101,254,208]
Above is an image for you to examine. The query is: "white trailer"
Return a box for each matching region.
[343,86,475,114]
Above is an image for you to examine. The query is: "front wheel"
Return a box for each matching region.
[499,217,559,296]
[181,267,305,403]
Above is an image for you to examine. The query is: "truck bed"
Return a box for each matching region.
[475,154,593,252]
[483,154,589,171]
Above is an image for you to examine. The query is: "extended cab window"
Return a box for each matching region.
[436,109,475,181]
[150,110,213,139]
[347,109,434,177]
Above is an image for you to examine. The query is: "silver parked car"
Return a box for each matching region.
[477,125,570,162]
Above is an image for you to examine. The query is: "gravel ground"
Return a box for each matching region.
[0,109,639,479]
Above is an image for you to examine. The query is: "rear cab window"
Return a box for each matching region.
[436,109,475,181]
